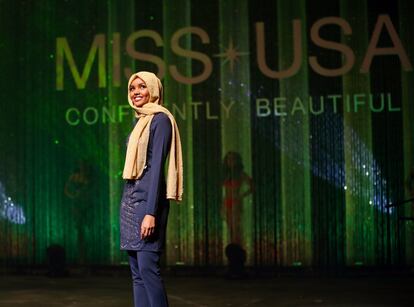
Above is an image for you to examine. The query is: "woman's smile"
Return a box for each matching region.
[133,95,143,102]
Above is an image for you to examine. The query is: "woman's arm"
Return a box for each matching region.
[145,114,172,215]
[141,114,172,239]
[241,172,254,198]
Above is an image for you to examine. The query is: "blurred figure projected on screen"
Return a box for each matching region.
[222,151,253,245]
[0,182,26,224]
[64,159,91,265]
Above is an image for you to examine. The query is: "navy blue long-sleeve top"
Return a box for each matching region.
[125,113,172,214]
[119,112,172,251]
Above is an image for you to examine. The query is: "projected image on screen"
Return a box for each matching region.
[0,0,413,269]
[0,182,26,225]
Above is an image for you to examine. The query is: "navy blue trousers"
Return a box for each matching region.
[127,250,169,307]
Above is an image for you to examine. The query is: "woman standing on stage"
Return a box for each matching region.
[120,71,183,307]
[222,151,253,245]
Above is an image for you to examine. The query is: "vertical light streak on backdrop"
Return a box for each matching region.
[7,1,87,265]
[23,3,42,265]
[307,0,346,270]
[10,2,33,266]
[399,0,414,265]
[340,0,374,265]
[218,0,254,263]
[0,0,8,267]
[1,1,32,265]
[249,1,281,266]
[23,2,63,264]
[163,0,195,266]
[55,2,111,264]
[106,0,135,264]
[277,0,313,266]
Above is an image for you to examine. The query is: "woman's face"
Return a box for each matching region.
[129,77,150,107]
[225,153,236,168]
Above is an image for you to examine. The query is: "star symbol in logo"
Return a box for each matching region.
[214,38,249,73]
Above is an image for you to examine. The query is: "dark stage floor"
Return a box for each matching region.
[0,273,413,307]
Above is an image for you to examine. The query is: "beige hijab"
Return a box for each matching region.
[122,71,183,201]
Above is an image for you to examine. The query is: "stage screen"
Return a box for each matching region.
[1,0,413,268]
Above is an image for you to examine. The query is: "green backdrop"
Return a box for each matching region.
[1,0,413,269]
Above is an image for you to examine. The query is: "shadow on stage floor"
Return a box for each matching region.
[0,267,413,307]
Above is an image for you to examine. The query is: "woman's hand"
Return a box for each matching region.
[141,215,156,239]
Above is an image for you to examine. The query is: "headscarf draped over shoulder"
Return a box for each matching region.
[122,71,183,201]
